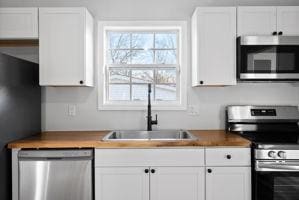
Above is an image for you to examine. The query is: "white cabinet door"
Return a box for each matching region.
[150,167,205,200]
[39,7,94,86]
[95,167,149,200]
[277,6,299,35]
[192,7,236,86]
[0,8,38,39]
[237,7,277,36]
[206,167,251,200]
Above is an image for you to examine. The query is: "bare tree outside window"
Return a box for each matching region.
[106,31,178,101]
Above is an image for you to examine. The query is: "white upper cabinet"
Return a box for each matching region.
[39,7,94,86]
[277,6,299,35]
[0,8,38,39]
[192,7,237,86]
[237,7,277,36]
[238,6,299,36]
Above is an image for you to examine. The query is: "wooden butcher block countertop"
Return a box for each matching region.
[7,130,251,149]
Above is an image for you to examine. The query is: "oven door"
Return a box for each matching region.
[237,36,299,81]
[254,160,299,200]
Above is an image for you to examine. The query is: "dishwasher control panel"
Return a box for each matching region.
[18,149,93,159]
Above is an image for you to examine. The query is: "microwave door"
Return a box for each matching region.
[277,46,299,73]
[248,50,277,73]
[278,52,295,72]
[241,46,277,78]
[238,42,299,80]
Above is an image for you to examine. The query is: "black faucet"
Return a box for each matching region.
[147,84,158,131]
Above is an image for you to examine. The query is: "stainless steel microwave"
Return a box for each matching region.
[237,36,299,81]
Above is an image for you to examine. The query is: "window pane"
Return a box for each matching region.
[109,84,130,100]
[131,50,154,64]
[155,50,176,64]
[155,84,176,101]
[156,69,176,84]
[132,70,153,83]
[132,33,153,49]
[132,84,153,101]
[105,30,180,103]
[108,32,130,49]
[155,33,177,49]
[109,69,130,83]
[108,50,131,64]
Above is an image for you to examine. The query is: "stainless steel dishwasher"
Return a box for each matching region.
[18,149,93,200]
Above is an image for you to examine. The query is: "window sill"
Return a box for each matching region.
[98,103,187,111]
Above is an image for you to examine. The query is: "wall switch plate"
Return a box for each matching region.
[188,105,200,116]
[68,104,76,116]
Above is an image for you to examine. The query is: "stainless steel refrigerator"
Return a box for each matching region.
[0,53,41,199]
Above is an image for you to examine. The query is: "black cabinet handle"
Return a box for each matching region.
[278,31,283,35]
[273,31,277,35]
[144,169,149,173]
[199,81,204,85]
[151,169,156,173]
[207,169,212,173]
[226,155,232,159]
[79,80,84,84]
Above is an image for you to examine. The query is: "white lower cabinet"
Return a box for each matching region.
[95,166,205,200]
[150,167,205,200]
[205,148,251,200]
[205,167,251,200]
[95,167,149,200]
[94,148,250,200]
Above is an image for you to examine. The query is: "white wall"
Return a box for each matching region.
[2,0,299,131]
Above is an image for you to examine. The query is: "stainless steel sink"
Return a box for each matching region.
[102,130,197,141]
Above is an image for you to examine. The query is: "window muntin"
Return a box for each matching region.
[105,30,179,102]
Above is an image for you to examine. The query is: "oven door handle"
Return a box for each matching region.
[257,163,299,171]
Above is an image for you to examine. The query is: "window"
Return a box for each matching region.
[98,21,187,110]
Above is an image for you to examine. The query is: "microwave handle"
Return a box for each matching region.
[257,162,299,171]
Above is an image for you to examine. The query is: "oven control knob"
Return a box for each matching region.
[268,151,276,158]
[278,151,286,159]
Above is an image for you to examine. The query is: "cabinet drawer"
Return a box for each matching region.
[95,149,205,167]
[205,148,251,166]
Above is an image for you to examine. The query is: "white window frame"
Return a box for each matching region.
[98,21,187,110]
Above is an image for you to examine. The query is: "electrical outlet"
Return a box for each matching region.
[188,105,200,116]
[68,104,76,116]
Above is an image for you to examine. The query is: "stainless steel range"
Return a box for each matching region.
[227,105,299,200]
